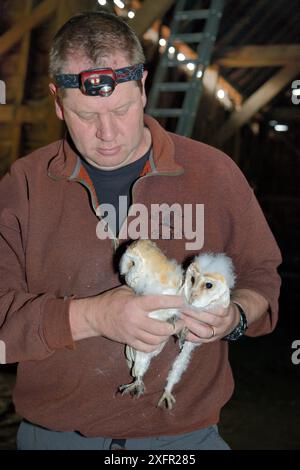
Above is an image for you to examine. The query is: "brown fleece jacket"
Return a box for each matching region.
[0,115,281,438]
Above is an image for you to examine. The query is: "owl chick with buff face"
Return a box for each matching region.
[119,240,184,398]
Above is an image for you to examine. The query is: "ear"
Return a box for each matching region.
[49,83,64,121]
[141,70,148,108]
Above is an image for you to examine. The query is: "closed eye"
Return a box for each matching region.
[78,113,96,121]
[113,105,130,117]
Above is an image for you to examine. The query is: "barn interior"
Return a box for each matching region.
[0,0,300,450]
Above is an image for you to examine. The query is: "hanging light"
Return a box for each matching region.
[274,124,288,132]
[159,38,167,47]
[187,62,195,71]
[113,0,125,9]
[98,0,107,5]
[177,52,185,62]
[217,89,225,99]
[128,10,135,18]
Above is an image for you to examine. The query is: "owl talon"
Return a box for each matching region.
[119,380,145,398]
[178,326,189,350]
[167,315,178,330]
[157,390,176,409]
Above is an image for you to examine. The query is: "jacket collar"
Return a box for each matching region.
[48,114,183,181]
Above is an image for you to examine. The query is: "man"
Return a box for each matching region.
[0,11,281,450]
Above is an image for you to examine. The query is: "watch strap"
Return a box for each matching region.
[223,302,248,341]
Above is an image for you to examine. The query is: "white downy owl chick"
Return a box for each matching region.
[119,239,183,398]
[158,252,235,409]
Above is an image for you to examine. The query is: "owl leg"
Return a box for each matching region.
[158,341,199,409]
[119,354,150,397]
[120,343,166,398]
[166,315,178,330]
[177,326,189,350]
[119,378,145,398]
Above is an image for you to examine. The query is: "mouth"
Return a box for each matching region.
[96,146,121,156]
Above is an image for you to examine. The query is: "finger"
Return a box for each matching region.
[140,294,185,311]
[142,316,185,337]
[181,305,226,318]
[182,317,217,340]
[136,330,169,346]
[185,331,204,344]
[181,311,224,328]
[133,339,166,354]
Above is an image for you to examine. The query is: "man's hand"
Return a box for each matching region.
[180,302,240,343]
[69,286,185,352]
[180,288,270,343]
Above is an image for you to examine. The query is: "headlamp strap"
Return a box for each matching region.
[55,63,144,89]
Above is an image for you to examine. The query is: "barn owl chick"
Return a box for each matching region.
[119,239,183,398]
[158,252,236,409]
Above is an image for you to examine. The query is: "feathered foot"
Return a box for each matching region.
[178,326,189,350]
[119,379,145,398]
[157,390,176,409]
[167,315,179,330]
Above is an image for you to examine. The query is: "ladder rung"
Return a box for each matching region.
[156,82,190,92]
[175,10,210,21]
[147,108,182,118]
[169,32,204,44]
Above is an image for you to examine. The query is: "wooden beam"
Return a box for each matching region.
[216,64,300,144]
[43,0,95,144]
[10,0,33,164]
[0,104,46,124]
[216,1,267,48]
[0,0,58,56]
[130,0,175,38]
[217,45,300,68]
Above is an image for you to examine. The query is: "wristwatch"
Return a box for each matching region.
[223,302,248,341]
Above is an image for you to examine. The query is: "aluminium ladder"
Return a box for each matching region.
[146,0,224,137]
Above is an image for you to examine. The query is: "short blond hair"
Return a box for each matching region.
[49,11,145,78]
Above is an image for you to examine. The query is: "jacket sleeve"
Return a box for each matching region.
[0,162,74,364]
[224,162,282,337]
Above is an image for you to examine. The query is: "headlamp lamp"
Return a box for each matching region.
[54,63,144,97]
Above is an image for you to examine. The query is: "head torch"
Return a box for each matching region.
[54,63,144,97]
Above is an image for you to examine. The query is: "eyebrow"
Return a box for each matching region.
[75,101,133,115]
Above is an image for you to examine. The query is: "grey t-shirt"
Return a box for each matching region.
[81,149,150,236]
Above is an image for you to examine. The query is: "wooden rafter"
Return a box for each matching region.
[44,0,96,143]
[10,0,33,164]
[216,64,300,144]
[130,0,175,38]
[217,45,300,67]
[0,0,58,56]
[0,104,46,124]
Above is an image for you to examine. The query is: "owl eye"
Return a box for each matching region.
[190,275,195,285]
[205,282,213,289]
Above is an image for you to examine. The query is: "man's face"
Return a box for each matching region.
[50,54,150,170]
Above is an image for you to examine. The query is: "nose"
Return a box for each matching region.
[95,113,117,142]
